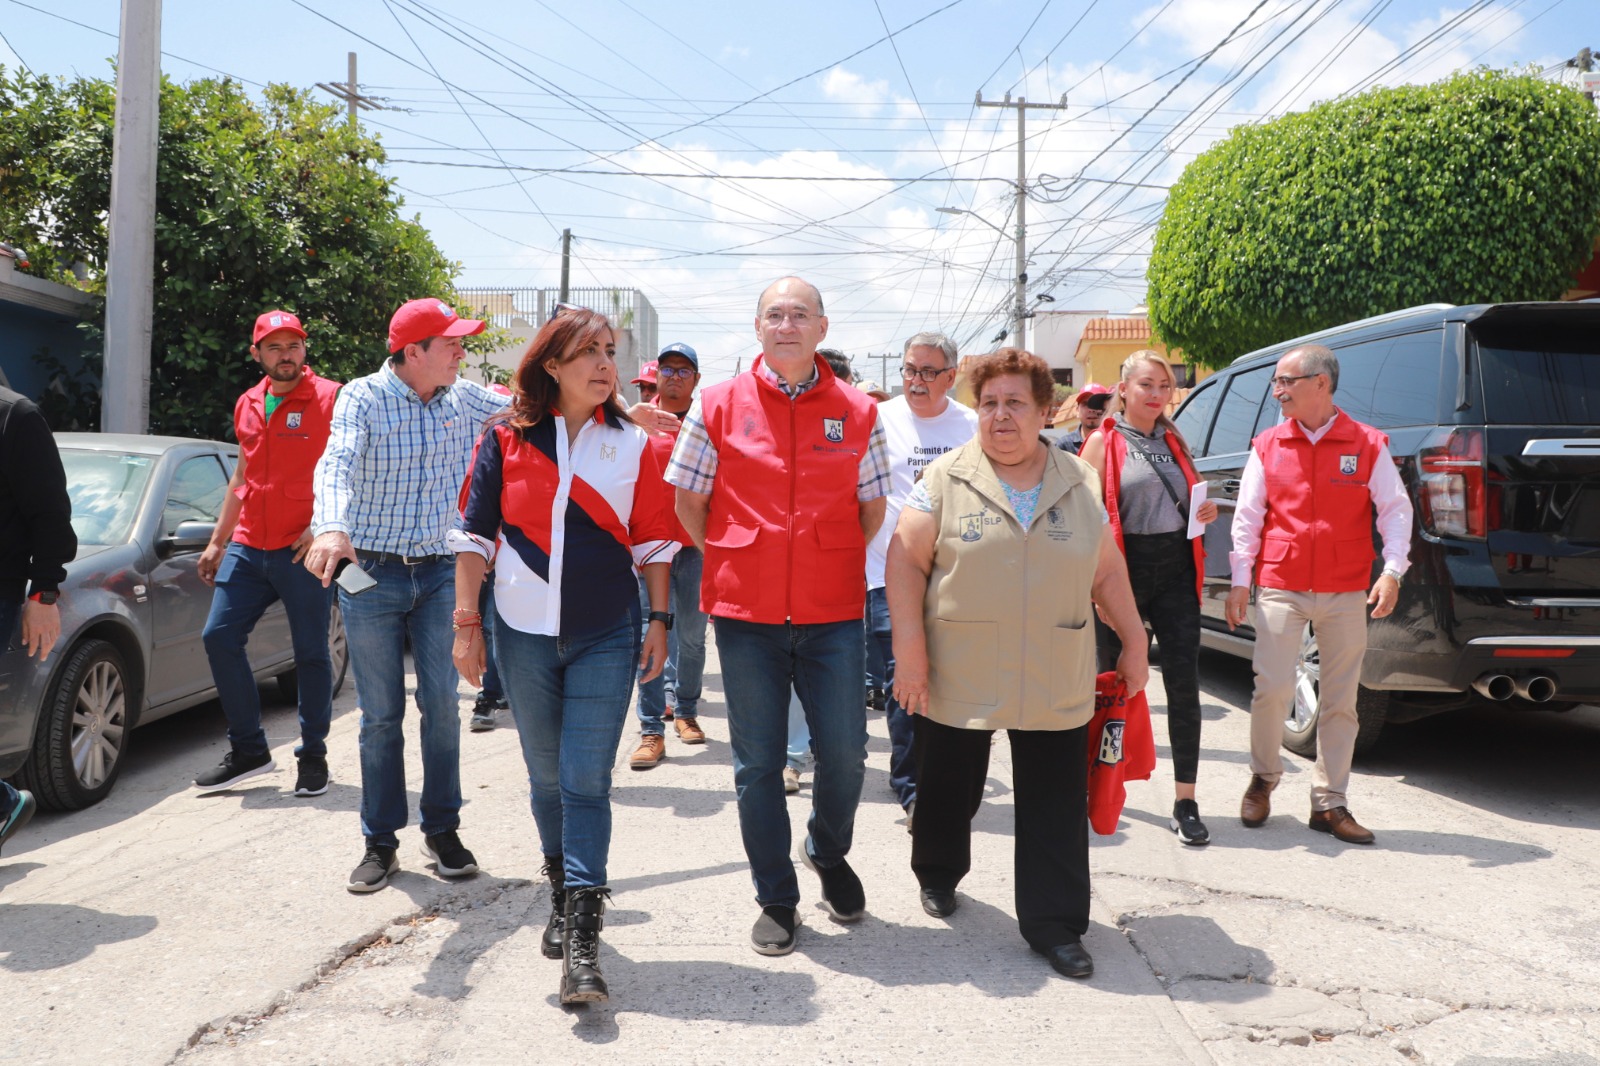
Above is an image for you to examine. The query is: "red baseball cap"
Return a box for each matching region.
[388,298,486,353]
[1075,383,1112,406]
[631,360,659,386]
[252,310,307,345]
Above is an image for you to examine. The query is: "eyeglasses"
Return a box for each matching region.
[1271,373,1317,389]
[761,311,813,325]
[901,364,953,382]
[657,365,696,380]
[549,302,590,322]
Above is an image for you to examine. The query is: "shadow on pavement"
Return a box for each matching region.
[1120,912,1276,989]
[551,958,821,1036]
[0,901,159,971]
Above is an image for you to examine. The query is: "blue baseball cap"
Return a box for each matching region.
[658,342,699,370]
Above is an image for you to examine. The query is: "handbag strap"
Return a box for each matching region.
[1116,424,1188,519]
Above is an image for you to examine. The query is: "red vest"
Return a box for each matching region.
[232,368,341,550]
[1252,410,1388,593]
[698,356,878,624]
[645,414,695,548]
[1098,416,1206,603]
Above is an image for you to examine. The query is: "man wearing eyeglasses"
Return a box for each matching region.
[1225,344,1412,846]
[666,276,890,956]
[865,331,977,827]
[628,342,711,769]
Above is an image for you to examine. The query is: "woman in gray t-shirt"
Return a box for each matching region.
[1081,351,1219,848]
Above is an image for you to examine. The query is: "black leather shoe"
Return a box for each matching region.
[540,854,566,960]
[1038,940,1094,978]
[919,887,958,918]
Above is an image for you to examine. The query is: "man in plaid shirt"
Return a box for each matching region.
[305,298,509,894]
[667,277,890,957]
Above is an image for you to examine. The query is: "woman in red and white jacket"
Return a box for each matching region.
[448,307,676,1007]
[1080,350,1219,847]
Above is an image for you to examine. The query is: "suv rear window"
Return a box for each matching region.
[1475,330,1600,426]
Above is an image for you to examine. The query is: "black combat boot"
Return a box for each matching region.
[560,886,611,1004]
[540,854,566,960]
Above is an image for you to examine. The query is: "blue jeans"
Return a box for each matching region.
[786,689,811,771]
[495,614,638,890]
[864,600,886,690]
[636,547,707,732]
[867,586,916,809]
[202,543,334,759]
[340,556,460,849]
[713,616,867,908]
[1,596,18,808]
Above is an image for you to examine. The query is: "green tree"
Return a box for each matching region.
[0,68,477,436]
[1146,70,1600,368]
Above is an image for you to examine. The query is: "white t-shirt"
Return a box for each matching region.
[865,394,979,589]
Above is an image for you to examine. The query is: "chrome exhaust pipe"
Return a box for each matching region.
[1515,675,1557,703]
[1473,673,1515,701]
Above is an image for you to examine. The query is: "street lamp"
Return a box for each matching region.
[938,206,1028,349]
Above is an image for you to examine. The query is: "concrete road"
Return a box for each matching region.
[3,643,1597,1065]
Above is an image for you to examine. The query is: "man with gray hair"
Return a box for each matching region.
[865,330,977,837]
[1225,343,1412,845]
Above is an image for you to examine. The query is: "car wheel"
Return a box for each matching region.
[16,639,132,812]
[1281,626,1390,759]
[275,601,349,703]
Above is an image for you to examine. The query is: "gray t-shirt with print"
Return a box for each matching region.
[1116,424,1187,536]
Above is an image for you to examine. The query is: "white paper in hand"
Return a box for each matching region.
[1186,481,1209,540]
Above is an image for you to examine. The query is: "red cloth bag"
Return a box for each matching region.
[1085,672,1156,835]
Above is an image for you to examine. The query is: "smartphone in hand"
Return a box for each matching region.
[333,558,378,596]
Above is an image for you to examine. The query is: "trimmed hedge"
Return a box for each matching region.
[1147,70,1600,368]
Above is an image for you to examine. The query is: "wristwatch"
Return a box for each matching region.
[1380,567,1403,582]
[29,590,60,606]
[647,611,675,630]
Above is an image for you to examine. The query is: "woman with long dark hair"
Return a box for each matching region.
[1080,350,1219,845]
[449,307,675,1005]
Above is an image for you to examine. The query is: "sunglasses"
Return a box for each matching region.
[657,365,696,380]
[549,302,591,323]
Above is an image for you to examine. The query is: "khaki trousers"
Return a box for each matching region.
[1248,588,1367,811]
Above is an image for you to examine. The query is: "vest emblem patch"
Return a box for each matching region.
[1339,454,1358,475]
[959,511,985,542]
[600,443,617,461]
[286,412,302,429]
[823,417,844,443]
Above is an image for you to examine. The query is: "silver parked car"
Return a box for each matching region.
[0,434,348,810]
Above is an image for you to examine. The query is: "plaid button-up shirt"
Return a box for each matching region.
[665,361,891,501]
[312,361,509,555]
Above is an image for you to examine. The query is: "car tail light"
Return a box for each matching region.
[1418,428,1490,538]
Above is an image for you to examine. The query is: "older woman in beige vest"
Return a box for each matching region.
[886,349,1148,980]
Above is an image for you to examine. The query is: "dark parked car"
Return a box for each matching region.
[0,434,348,810]
[1174,302,1600,754]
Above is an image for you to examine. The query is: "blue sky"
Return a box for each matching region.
[2,0,1594,380]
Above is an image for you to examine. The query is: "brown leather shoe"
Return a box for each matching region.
[1240,774,1275,827]
[673,717,706,745]
[1309,806,1375,844]
[628,735,666,770]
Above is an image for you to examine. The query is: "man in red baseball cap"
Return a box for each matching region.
[194,310,343,799]
[304,297,504,894]
[1058,383,1111,457]
[631,359,659,404]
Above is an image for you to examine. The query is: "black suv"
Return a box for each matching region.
[1173,302,1600,755]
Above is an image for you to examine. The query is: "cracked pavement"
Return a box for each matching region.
[2,641,1596,1065]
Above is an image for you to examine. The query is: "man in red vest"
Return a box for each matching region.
[666,277,890,956]
[1225,344,1412,845]
[194,311,342,798]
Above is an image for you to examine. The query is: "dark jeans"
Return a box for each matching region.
[495,615,638,890]
[713,616,868,909]
[1,596,19,808]
[911,716,1090,952]
[866,587,916,809]
[1098,531,1204,785]
[636,547,708,732]
[478,581,502,703]
[201,543,335,759]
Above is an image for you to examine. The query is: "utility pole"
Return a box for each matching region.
[316,53,383,126]
[559,228,572,303]
[102,0,162,434]
[975,91,1067,351]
